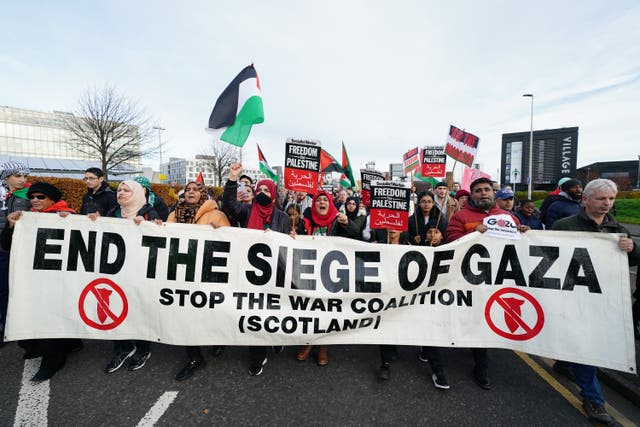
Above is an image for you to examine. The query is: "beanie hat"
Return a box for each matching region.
[27,182,62,202]
[134,176,151,191]
[454,189,471,200]
[435,181,448,189]
[0,160,30,180]
[561,179,582,192]
[557,177,571,187]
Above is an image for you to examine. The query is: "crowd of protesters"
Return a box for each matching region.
[1,160,638,425]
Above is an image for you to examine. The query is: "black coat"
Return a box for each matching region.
[552,208,639,267]
[80,182,118,216]
[222,180,290,234]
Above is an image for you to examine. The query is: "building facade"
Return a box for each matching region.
[501,127,578,191]
[576,160,640,191]
[160,156,269,186]
[0,105,141,178]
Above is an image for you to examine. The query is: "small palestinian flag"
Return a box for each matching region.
[257,144,278,183]
[341,141,356,189]
[208,65,264,147]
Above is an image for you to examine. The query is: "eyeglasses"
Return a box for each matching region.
[83,176,98,181]
[28,194,48,200]
[419,200,435,205]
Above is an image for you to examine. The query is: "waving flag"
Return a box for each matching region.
[341,141,356,189]
[445,125,479,167]
[257,144,278,183]
[208,65,264,147]
[320,148,342,173]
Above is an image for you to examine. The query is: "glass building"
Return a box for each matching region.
[0,105,142,175]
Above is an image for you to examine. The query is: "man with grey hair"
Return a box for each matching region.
[552,178,638,424]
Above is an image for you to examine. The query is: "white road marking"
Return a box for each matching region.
[14,358,50,427]
[136,391,179,427]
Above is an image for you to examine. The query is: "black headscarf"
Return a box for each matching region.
[344,196,360,220]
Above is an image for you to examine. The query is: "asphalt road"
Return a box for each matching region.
[1,340,639,426]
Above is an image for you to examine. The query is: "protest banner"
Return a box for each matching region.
[360,169,385,207]
[369,181,411,232]
[284,139,321,193]
[402,147,420,174]
[445,125,479,167]
[6,213,636,372]
[421,146,446,177]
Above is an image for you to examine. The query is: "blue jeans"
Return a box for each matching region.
[571,362,604,404]
[0,251,9,329]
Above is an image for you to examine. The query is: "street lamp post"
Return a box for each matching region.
[523,94,534,199]
[636,155,640,189]
[153,126,166,167]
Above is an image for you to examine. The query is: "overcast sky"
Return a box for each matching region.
[1,1,638,181]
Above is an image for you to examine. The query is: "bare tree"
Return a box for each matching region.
[204,140,239,186]
[61,85,156,179]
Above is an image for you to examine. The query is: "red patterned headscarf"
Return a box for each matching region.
[310,190,338,229]
[246,179,277,230]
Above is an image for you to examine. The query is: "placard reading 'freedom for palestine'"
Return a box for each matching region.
[284,139,321,193]
[369,180,410,231]
[360,169,385,207]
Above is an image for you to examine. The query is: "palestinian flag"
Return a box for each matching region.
[208,65,264,147]
[320,148,342,173]
[341,141,356,189]
[257,144,278,183]
[339,173,352,189]
[413,171,439,187]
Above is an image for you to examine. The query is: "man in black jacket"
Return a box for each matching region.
[79,168,117,216]
[552,178,638,424]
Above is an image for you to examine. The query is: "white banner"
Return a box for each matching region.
[6,213,636,372]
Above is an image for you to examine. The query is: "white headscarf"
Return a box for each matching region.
[118,180,147,219]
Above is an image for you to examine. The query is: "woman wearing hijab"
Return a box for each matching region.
[222,163,290,376]
[294,190,359,366]
[1,182,80,381]
[90,180,161,374]
[343,196,367,240]
[168,181,230,381]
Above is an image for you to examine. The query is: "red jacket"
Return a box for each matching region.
[446,203,520,243]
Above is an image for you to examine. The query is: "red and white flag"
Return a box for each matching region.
[445,125,479,167]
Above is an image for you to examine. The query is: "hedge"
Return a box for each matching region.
[26,176,223,213]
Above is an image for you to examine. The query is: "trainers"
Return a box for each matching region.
[105,346,136,373]
[582,400,613,424]
[249,356,268,376]
[175,358,205,381]
[378,363,391,381]
[432,368,450,390]
[418,348,429,363]
[128,351,151,371]
[473,367,492,390]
